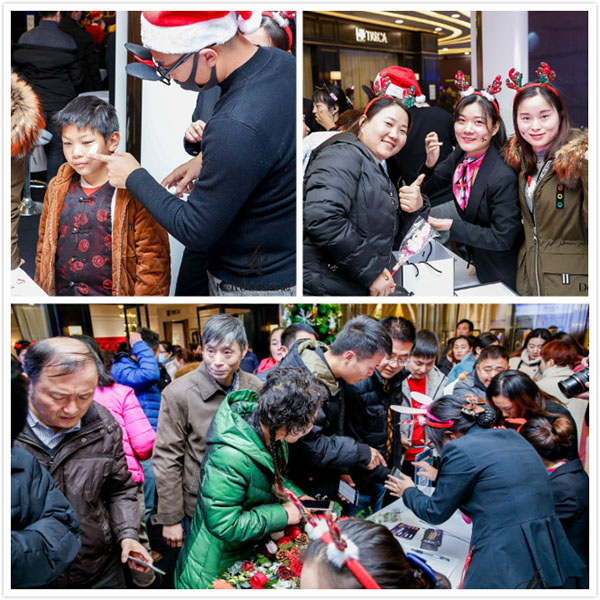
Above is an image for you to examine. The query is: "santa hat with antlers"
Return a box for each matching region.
[455,70,503,115]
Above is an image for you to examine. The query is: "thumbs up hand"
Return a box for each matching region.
[398,173,425,213]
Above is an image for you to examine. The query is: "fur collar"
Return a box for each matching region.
[11,72,45,159]
[503,129,588,187]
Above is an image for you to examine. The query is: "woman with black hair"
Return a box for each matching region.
[421,75,523,290]
[301,519,445,589]
[175,367,326,588]
[509,328,552,379]
[304,95,428,296]
[487,369,579,461]
[384,395,586,589]
[520,417,588,569]
[311,83,352,132]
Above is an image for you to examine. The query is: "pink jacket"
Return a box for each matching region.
[94,383,155,483]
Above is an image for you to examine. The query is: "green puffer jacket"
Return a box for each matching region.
[175,389,304,589]
[504,129,588,296]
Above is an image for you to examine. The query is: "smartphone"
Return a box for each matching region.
[338,479,359,505]
[303,499,332,511]
[391,467,402,478]
[126,555,166,576]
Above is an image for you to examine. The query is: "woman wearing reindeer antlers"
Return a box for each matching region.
[504,62,588,296]
[419,72,523,291]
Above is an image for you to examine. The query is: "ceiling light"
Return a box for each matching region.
[395,19,404,24]
[435,27,443,31]
[452,13,460,18]
[442,47,449,51]
[465,51,470,55]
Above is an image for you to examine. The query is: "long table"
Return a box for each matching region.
[368,487,472,589]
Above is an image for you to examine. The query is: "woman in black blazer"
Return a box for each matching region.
[421,87,523,290]
[384,396,586,589]
[520,416,589,570]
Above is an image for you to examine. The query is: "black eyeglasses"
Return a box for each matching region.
[153,52,196,85]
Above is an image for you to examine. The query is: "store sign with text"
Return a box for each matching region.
[355,27,388,44]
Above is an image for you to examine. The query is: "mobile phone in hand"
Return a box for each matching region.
[126,555,166,575]
[338,480,359,505]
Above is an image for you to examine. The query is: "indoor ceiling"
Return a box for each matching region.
[312,10,472,56]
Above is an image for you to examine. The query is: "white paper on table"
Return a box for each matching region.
[11,268,47,296]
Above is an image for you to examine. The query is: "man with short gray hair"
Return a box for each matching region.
[151,314,262,548]
[13,337,152,588]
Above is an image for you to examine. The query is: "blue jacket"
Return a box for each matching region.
[11,447,81,588]
[447,352,476,383]
[111,340,161,430]
[403,426,586,588]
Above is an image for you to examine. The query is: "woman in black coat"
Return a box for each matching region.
[303,97,429,296]
[486,370,579,460]
[385,396,586,589]
[520,416,588,570]
[421,88,523,290]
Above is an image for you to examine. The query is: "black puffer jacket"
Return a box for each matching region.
[345,368,410,473]
[11,447,81,588]
[12,43,82,114]
[278,339,372,499]
[13,403,139,587]
[304,132,429,295]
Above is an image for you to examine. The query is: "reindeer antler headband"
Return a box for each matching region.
[506,62,559,99]
[262,11,295,51]
[286,490,381,589]
[455,71,502,115]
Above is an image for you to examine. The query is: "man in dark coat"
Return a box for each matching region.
[11,356,81,588]
[59,11,102,93]
[345,317,416,511]
[278,315,392,501]
[14,337,152,588]
[453,344,509,401]
[12,10,83,181]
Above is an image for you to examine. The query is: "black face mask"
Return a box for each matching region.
[175,53,219,93]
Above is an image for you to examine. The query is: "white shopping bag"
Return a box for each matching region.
[394,240,455,296]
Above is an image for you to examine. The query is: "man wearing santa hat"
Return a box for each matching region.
[92,11,296,295]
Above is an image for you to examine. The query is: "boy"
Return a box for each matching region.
[400,330,447,476]
[35,96,170,295]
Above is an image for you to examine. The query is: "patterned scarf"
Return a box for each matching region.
[452,152,486,210]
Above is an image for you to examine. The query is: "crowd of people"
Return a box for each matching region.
[303,62,588,296]
[12,312,589,589]
[11,10,297,296]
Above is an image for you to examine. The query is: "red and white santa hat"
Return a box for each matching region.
[373,66,427,105]
[140,11,262,54]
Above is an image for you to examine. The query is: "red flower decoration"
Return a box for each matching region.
[241,561,255,573]
[212,579,234,589]
[102,279,112,290]
[277,536,292,547]
[96,208,109,222]
[104,234,112,248]
[78,282,89,295]
[290,557,303,577]
[78,239,90,252]
[60,224,68,238]
[249,572,268,587]
[286,526,302,540]
[277,566,294,581]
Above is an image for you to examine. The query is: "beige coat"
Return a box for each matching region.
[151,362,262,524]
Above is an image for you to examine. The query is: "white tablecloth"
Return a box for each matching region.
[369,486,472,589]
